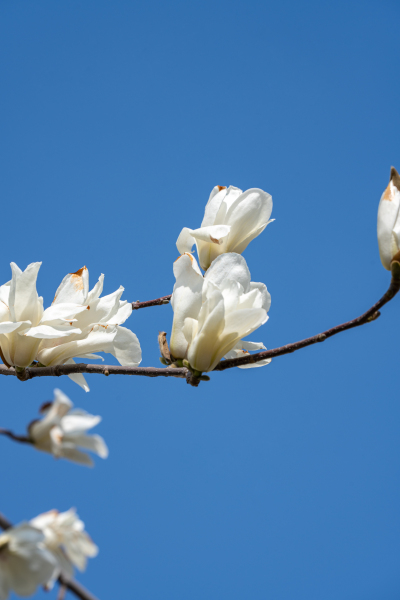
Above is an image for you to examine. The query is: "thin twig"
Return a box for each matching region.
[0,513,99,600]
[132,294,172,310]
[0,428,31,444]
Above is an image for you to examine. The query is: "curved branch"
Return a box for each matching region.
[132,294,171,310]
[214,271,400,370]
[0,512,99,600]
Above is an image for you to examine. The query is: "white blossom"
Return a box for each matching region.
[377,167,400,270]
[29,389,108,467]
[30,508,98,575]
[0,523,58,600]
[176,185,273,270]
[0,263,142,391]
[0,262,85,369]
[170,253,271,372]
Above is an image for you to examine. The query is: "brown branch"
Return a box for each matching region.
[0,363,188,381]
[0,428,31,444]
[214,269,400,370]
[0,512,99,600]
[132,294,172,310]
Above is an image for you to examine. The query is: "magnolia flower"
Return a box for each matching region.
[170,253,271,372]
[0,523,58,600]
[377,166,400,270]
[29,389,108,466]
[176,185,273,270]
[30,508,98,575]
[0,263,142,391]
[0,262,85,369]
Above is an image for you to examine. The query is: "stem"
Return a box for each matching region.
[132,294,172,310]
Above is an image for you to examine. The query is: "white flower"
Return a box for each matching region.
[176,185,273,270]
[30,509,98,575]
[28,389,109,467]
[170,253,271,372]
[0,263,142,391]
[377,167,400,270]
[0,262,86,368]
[36,266,141,391]
[0,523,58,600]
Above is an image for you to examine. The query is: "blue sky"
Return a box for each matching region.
[0,1,399,598]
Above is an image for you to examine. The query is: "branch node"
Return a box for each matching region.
[104,369,110,376]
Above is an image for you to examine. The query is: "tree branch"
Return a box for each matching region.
[214,270,400,370]
[0,512,99,600]
[0,272,399,382]
[132,294,171,310]
[0,363,188,381]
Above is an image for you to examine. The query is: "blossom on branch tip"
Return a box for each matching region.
[0,263,142,391]
[170,253,271,373]
[0,523,58,600]
[176,185,273,270]
[28,389,108,467]
[377,166,400,270]
[30,508,98,577]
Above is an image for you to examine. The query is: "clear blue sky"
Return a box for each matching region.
[0,1,399,598]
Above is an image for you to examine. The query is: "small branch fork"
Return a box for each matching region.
[0,513,99,600]
[0,268,399,384]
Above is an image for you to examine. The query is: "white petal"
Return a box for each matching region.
[201,185,228,227]
[61,414,101,434]
[176,227,196,255]
[170,254,203,359]
[377,176,400,270]
[86,274,104,304]
[41,303,88,322]
[23,324,82,339]
[53,267,89,305]
[9,262,42,324]
[64,358,90,392]
[205,253,251,292]
[64,433,109,459]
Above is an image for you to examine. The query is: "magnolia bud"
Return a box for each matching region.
[377,167,400,270]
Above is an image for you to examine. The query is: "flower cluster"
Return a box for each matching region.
[0,264,141,391]
[171,184,273,374]
[0,509,95,600]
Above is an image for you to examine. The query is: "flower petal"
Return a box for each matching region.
[53,267,89,305]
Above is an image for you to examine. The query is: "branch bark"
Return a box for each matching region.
[132,294,171,310]
[0,512,99,600]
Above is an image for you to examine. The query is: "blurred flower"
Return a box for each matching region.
[0,263,142,391]
[170,253,270,372]
[29,389,108,467]
[30,508,98,576]
[176,185,273,270]
[0,523,58,600]
[377,167,400,270]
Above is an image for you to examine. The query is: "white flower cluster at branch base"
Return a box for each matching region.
[29,389,108,466]
[171,184,273,373]
[0,264,141,391]
[0,508,96,600]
